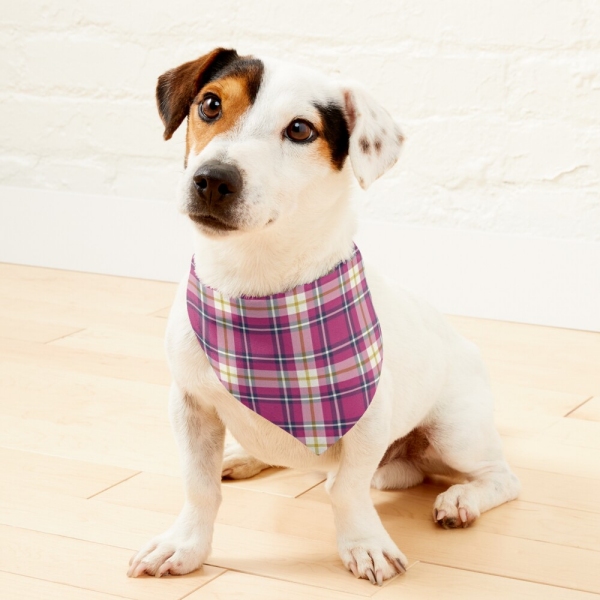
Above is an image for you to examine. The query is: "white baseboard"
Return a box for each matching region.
[1,185,599,332]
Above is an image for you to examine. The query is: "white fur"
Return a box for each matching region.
[128,54,520,584]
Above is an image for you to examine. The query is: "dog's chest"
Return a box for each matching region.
[165,293,320,465]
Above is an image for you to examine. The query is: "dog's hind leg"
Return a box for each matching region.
[371,459,424,490]
[370,428,429,490]
[221,439,270,479]
[429,389,520,529]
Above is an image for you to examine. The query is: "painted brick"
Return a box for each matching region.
[20,35,151,95]
[507,55,600,125]
[1,0,599,242]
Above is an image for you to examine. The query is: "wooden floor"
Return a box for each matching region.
[1,262,599,600]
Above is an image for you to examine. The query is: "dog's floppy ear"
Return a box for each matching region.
[156,48,239,140]
[342,83,404,189]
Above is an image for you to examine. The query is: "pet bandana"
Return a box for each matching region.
[186,246,383,455]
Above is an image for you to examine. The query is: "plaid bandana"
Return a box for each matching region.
[186,246,383,455]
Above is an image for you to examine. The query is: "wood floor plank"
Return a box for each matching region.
[514,467,600,514]
[51,323,167,361]
[0,315,81,344]
[0,414,180,476]
[0,525,223,600]
[0,447,137,499]
[0,572,125,600]
[539,417,600,450]
[373,562,600,600]
[190,570,367,600]
[387,513,600,592]
[222,466,325,498]
[0,362,169,423]
[93,472,185,514]
[98,470,325,513]
[0,361,177,474]
[0,296,170,340]
[492,383,588,438]
[568,397,600,422]
[487,359,600,398]
[447,316,600,360]
[474,499,600,551]
[448,316,600,396]
[0,338,170,385]
[0,263,177,316]
[502,437,600,479]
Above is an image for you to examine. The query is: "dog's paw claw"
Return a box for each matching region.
[339,539,407,584]
[127,531,209,578]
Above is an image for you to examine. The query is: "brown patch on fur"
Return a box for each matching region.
[378,428,430,468]
[374,139,382,154]
[187,75,255,155]
[314,136,334,166]
[156,48,239,140]
[156,48,263,155]
[359,136,371,154]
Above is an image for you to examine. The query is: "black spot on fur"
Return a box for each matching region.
[359,136,371,154]
[314,102,350,170]
[374,139,382,154]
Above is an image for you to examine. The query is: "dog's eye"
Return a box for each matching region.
[199,94,222,121]
[284,119,315,143]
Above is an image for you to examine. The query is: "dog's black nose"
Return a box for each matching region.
[193,161,242,207]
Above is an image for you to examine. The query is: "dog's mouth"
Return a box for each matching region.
[188,213,238,232]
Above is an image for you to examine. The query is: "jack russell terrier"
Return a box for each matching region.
[127,48,520,585]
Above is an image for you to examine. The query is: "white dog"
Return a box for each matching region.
[128,48,520,585]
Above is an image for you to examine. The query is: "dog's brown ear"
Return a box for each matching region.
[341,82,404,189]
[156,48,239,140]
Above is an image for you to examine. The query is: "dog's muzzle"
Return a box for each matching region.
[189,160,243,231]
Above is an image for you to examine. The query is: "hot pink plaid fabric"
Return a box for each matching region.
[186,246,383,454]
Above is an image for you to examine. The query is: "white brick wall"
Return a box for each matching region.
[1,0,599,242]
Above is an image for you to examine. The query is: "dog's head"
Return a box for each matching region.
[157,48,404,236]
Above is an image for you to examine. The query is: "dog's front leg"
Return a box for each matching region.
[328,415,408,585]
[128,382,224,577]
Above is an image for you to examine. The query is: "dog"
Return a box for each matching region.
[127,47,520,585]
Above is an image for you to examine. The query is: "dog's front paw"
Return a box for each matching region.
[127,528,210,578]
[221,441,269,479]
[338,536,407,585]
